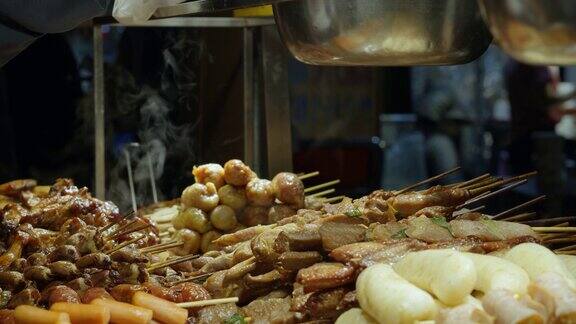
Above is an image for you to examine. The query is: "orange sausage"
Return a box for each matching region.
[14,305,71,324]
[132,292,188,324]
[50,303,110,324]
[91,298,152,324]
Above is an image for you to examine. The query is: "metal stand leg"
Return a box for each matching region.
[261,25,293,176]
[93,24,106,200]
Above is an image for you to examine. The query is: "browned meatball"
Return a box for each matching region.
[246,179,275,207]
[271,172,305,208]
[223,160,256,186]
[192,164,225,189]
[239,206,269,226]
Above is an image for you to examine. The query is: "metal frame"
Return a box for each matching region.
[92,16,292,199]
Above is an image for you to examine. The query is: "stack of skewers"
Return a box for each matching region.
[0,163,575,323]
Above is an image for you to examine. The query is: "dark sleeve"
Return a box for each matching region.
[0,0,113,67]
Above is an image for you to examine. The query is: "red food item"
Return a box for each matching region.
[40,285,79,307]
[81,288,113,304]
[109,284,148,303]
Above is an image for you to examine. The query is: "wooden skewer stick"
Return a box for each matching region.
[104,219,139,239]
[177,297,239,308]
[554,244,576,252]
[112,223,151,240]
[452,174,491,188]
[304,180,341,193]
[307,189,335,198]
[464,177,502,191]
[159,232,171,238]
[323,195,345,204]
[298,171,320,181]
[147,254,200,271]
[559,250,576,255]
[97,221,118,236]
[105,234,146,254]
[140,241,184,254]
[493,195,546,220]
[395,166,461,195]
[458,180,527,209]
[501,212,537,222]
[533,227,576,233]
[523,216,576,226]
[453,205,486,217]
[544,236,576,244]
[170,272,214,286]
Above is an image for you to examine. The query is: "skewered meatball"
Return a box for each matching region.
[173,208,212,234]
[26,253,47,267]
[271,172,305,208]
[268,205,297,224]
[201,231,222,253]
[171,229,201,256]
[210,206,238,231]
[24,266,52,282]
[223,159,256,186]
[47,245,79,263]
[181,183,219,212]
[239,206,269,226]
[76,253,112,269]
[0,272,26,292]
[246,179,275,207]
[47,261,78,279]
[192,164,226,189]
[217,185,247,211]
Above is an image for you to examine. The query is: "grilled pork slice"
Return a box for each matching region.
[451,220,539,242]
[529,272,576,323]
[483,289,547,324]
[297,263,356,293]
[319,222,367,251]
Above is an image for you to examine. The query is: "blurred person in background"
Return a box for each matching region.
[505,59,576,174]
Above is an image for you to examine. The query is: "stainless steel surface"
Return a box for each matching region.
[107,17,274,28]
[261,25,293,175]
[274,0,492,66]
[243,27,256,169]
[155,0,291,18]
[478,0,576,65]
[93,25,106,200]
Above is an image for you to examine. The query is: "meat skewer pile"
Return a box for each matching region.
[1,167,575,323]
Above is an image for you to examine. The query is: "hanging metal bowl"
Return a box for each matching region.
[478,0,576,65]
[273,0,492,66]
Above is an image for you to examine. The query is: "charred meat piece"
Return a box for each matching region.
[329,242,386,264]
[24,265,52,282]
[40,285,79,307]
[81,287,112,304]
[47,261,78,279]
[301,287,351,320]
[296,263,356,293]
[65,278,90,296]
[0,180,37,197]
[357,239,427,268]
[388,186,470,218]
[0,272,26,292]
[7,288,40,308]
[319,223,366,251]
[480,236,540,253]
[245,270,284,288]
[243,296,297,324]
[110,284,148,303]
[76,253,111,269]
[413,206,454,219]
[110,248,148,263]
[87,269,120,288]
[26,252,48,267]
[47,245,79,263]
[277,251,323,271]
[0,239,23,272]
[274,225,322,253]
[195,303,242,324]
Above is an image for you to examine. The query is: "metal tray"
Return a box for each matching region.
[479,0,576,65]
[273,0,492,66]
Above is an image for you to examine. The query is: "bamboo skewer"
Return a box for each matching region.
[453,205,485,217]
[493,195,546,220]
[501,212,537,222]
[544,237,576,244]
[159,232,171,238]
[533,227,576,233]
[458,180,527,210]
[323,195,345,204]
[147,254,200,271]
[105,234,146,254]
[140,241,184,254]
[307,189,335,198]
[298,171,320,181]
[111,223,151,239]
[452,174,491,188]
[177,297,239,308]
[170,272,214,286]
[523,216,576,226]
[555,244,576,252]
[104,219,139,239]
[396,167,461,195]
[304,180,341,194]
[463,177,502,191]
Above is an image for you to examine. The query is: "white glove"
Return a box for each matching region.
[113,0,186,25]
